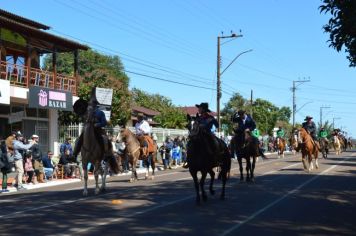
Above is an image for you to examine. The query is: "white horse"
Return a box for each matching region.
[333,135,341,155]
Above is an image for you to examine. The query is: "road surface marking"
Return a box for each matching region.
[221,158,347,236]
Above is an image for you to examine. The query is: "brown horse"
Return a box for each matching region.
[289,132,299,155]
[80,97,119,196]
[276,137,286,158]
[297,128,319,172]
[116,128,157,182]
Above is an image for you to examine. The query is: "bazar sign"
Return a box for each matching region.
[29,87,73,111]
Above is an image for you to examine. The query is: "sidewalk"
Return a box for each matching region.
[0,164,168,194]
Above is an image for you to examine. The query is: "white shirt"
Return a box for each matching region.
[135,120,151,135]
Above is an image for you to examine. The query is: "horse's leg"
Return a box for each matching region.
[130,158,137,182]
[246,157,251,182]
[302,154,308,170]
[82,160,88,196]
[151,153,156,180]
[190,170,201,205]
[94,162,100,195]
[238,157,244,182]
[200,171,208,202]
[144,158,149,180]
[100,160,108,193]
[208,168,215,195]
[308,154,313,172]
[220,166,227,200]
[315,152,319,169]
[251,157,256,182]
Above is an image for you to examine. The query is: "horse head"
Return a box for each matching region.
[186,114,200,138]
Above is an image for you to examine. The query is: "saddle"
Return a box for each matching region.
[137,135,155,157]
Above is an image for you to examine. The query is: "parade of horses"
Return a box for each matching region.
[1,2,355,235]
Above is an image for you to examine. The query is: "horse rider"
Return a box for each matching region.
[276,126,285,146]
[73,97,112,161]
[135,113,154,158]
[318,127,329,152]
[183,102,219,168]
[231,109,257,157]
[302,115,320,150]
[251,128,267,159]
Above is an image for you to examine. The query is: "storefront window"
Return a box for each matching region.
[38,109,48,118]
[26,107,37,117]
[0,104,10,115]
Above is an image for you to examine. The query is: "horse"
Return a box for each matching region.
[276,137,286,158]
[231,128,260,183]
[116,128,157,182]
[80,99,119,196]
[297,128,319,172]
[186,115,231,204]
[333,135,341,155]
[289,132,299,155]
[319,138,329,159]
[347,139,353,150]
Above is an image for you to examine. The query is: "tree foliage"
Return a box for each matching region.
[43,49,131,126]
[221,93,292,135]
[320,0,356,67]
[131,88,187,129]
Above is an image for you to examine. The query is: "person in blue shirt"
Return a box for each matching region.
[42,151,54,180]
[73,97,111,160]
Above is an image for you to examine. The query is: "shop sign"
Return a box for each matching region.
[0,79,10,105]
[29,87,73,111]
[96,87,113,121]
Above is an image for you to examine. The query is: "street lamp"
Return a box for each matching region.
[216,32,252,133]
[320,106,331,127]
[332,117,341,129]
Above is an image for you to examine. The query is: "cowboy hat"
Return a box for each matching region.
[195,102,211,112]
[137,112,144,118]
[304,115,313,121]
[31,134,39,139]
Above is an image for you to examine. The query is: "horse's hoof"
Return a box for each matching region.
[100,188,106,193]
[210,189,215,195]
[83,191,88,197]
[202,195,208,202]
[151,176,154,180]
[95,189,100,195]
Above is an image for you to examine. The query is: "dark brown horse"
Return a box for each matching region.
[81,97,119,196]
[230,129,260,182]
[186,115,231,204]
[116,128,157,182]
[297,128,319,172]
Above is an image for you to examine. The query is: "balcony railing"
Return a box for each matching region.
[0,61,77,95]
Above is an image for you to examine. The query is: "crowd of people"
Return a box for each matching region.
[0,131,82,193]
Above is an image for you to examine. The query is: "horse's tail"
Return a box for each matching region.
[108,156,120,174]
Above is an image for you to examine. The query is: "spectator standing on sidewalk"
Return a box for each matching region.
[30,134,45,183]
[0,139,11,193]
[12,132,34,191]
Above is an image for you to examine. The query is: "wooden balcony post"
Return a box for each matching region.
[26,45,32,87]
[52,47,57,89]
[74,49,78,95]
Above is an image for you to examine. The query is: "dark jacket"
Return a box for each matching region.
[302,121,316,135]
[30,143,42,161]
[42,155,54,169]
[196,113,219,133]
[232,114,256,133]
[0,141,11,173]
[94,108,107,128]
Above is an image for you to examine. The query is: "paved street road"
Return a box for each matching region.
[1,151,355,236]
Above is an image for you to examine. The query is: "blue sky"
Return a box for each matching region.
[2,0,355,136]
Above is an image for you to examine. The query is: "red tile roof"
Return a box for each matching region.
[132,106,160,116]
[180,106,217,116]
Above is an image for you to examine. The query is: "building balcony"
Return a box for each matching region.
[0,61,77,95]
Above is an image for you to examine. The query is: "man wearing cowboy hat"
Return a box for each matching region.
[302,115,321,150]
[73,94,111,160]
[183,102,219,168]
[135,112,154,158]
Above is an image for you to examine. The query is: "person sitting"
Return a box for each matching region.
[318,127,329,153]
[135,113,154,158]
[251,128,267,159]
[24,154,35,185]
[276,126,285,145]
[302,116,320,150]
[42,151,55,180]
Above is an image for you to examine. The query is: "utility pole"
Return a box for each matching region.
[216,32,246,133]
[332,117,341,129]
[320,106,331,128]
[291,78,310,127]
[250,89,253,117]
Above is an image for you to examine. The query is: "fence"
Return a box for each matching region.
[58,124,189,147]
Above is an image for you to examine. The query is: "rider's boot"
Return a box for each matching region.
[73,134,83,158]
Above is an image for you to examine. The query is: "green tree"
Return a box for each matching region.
[131,88,187,129]
[43,49,131,126]
[320,0,356,67]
